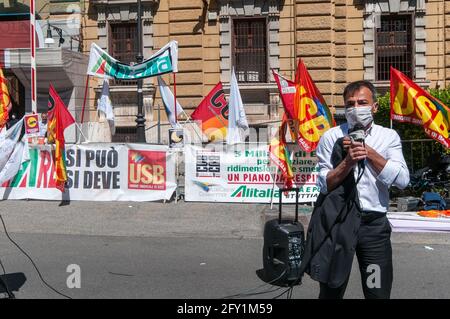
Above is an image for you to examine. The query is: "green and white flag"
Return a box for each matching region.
[87,41,178,80]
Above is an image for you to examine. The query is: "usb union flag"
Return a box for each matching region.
[47,84,75,192]
[390,67,450,148]
[294,59,335,152]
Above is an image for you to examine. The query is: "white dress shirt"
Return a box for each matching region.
[316,122,410,213]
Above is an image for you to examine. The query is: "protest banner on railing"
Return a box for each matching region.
[0,143,176,201]
[184,144,320,203]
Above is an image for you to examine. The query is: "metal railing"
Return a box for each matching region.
[401,139,446,174]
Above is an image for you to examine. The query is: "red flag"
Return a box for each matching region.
[191,82,229,141]
[390,67,450,148]
[272,70,296,120]
[294,59,335,152]
[269,113,294,189]
[47,84,75,191]
[272,70,299,142]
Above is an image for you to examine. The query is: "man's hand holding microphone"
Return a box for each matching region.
[344,124,367,170]
[325,124,370,192]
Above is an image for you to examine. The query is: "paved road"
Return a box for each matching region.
[1,234,449,299]
[0,200,449,299]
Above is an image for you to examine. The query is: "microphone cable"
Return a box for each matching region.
[221,268,288,299]
[0,257,14,298]
[272,285,294,299]
[226,286,284,299]
[0,214,72,299]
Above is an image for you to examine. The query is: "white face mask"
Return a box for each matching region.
[345,106,373,129]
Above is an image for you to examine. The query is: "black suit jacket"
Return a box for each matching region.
[300,138,362,288]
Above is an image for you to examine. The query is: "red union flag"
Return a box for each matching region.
[390,67,450,148]
[272,69,299,143]
[269,113,294,189]
[272,70,296,120]
[191,82,228,141]
[294,59,335,152]
[128,150,167,190]
[47,84,75,191]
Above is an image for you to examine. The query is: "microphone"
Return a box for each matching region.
[349,123,366,171]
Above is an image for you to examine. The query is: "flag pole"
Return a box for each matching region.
[80,75,89,124]
[270,168,278,210]
[157,103,161,144]
[173,73,177,123]
[181,110,204,143]
[30,0,37,113]
[74,122,89,143]
[206,105,227,129]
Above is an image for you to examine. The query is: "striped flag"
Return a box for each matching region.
[47,84,75,192]
[0,67,11,128]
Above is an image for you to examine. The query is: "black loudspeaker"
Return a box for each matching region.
[263,188,305,287]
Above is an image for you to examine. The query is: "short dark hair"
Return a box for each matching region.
[343,80,377,103]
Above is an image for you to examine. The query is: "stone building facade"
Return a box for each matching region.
[1,0,87,142]
[18,0,450,142]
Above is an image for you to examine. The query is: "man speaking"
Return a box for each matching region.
[302,81,410,299]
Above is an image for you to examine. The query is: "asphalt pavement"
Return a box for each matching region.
[0,199,449,299]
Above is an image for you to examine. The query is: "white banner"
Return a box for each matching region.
[184,144,320,203]
[0,143,176,201]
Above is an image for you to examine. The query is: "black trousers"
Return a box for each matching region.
[319,212,393,299]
